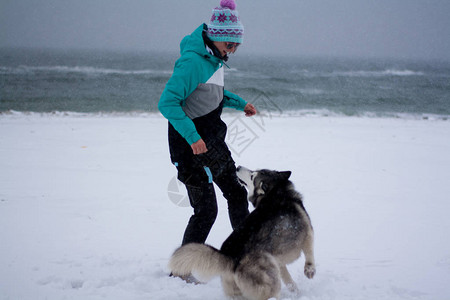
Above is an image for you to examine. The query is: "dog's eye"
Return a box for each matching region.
[250,174,254,180]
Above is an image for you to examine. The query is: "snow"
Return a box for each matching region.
[1,113,450,300]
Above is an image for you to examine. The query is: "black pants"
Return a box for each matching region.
[168,103,249,245]
[180,167,248,245]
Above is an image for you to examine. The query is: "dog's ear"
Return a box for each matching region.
[279,171,292,181]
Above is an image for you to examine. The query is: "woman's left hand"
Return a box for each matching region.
[244,103,257,117]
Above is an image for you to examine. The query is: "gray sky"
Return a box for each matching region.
[1,0,450,60]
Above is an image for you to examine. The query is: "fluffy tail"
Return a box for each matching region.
[169,243,234,281]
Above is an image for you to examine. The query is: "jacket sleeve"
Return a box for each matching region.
[223,89,247,111]
[158,55,204,145]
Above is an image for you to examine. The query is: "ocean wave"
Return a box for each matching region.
[291,88,325,95]
[0,65,173,76]
[2,66,425,78]
[332,69,425,77]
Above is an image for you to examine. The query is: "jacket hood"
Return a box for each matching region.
[180,24,210,57]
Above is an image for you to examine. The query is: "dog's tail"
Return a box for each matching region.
[169,243,234,281]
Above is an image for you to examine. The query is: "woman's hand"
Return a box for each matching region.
[191,139,208,155]
[244,103,257,117]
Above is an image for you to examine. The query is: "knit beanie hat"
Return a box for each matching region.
[207,0,244,44]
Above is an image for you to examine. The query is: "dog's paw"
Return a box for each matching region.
[304,263,316,279]
[286,282,299,293]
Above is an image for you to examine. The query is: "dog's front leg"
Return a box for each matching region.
[303,233,316,279]
[279,265,298,293]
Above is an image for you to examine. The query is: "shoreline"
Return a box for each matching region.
[1,109,449,121]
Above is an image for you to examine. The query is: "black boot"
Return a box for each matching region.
[169,272,203,285]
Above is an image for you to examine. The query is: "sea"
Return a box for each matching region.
[1,48,449,119]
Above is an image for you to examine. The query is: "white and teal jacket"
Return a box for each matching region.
[158,24,247,145]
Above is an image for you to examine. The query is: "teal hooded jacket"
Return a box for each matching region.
[158,24,247,145]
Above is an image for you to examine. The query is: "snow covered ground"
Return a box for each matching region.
[1,113,450,300]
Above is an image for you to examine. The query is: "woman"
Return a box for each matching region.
[159,0,257,247]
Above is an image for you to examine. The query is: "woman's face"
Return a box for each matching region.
[213,41,240,57]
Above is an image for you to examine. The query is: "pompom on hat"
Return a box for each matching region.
[207,0,244,44]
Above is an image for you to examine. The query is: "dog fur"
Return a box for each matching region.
[169,166,316,299]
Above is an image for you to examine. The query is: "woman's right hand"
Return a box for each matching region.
[191,139,208,155]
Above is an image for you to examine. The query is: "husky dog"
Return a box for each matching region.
[169,166,315,299]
